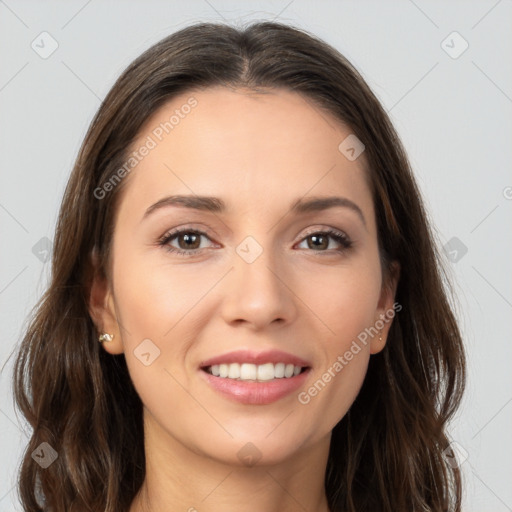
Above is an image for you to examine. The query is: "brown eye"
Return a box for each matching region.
[297,229,352,253]
[159,229,213,256]
[306,234,329,250]
[175,232,202,250]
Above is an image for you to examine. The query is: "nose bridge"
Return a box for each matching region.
[221,234,296,328]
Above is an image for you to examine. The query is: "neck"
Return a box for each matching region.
[129,409,332,512]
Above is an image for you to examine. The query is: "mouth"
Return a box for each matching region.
[198,350,312,405]
[201,362,309,382]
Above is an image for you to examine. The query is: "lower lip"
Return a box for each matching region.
[199,368,310,405]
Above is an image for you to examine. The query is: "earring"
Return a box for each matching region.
[98,333,114,343]
[379,330,383,342]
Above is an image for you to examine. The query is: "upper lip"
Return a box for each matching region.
[199,349,311,368]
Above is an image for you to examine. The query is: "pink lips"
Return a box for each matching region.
[199,349,311,368]
[198,349,311,405]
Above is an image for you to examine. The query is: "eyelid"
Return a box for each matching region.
[299,225,349,239]
[157,225,219,250]
[157,224,350,242]
[158,222,217,241]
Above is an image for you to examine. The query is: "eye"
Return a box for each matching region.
[296,228,352,254]
[158,229,215,256]
[158,227,353,257]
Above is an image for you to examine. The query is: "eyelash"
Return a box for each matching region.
[157,227,353,257]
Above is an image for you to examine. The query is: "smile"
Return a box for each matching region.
[203,362,306,381]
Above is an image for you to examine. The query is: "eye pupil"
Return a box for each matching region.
[180,232,200,249]
[308,234,328,250]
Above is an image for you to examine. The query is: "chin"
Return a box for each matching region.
[196,426,313,468]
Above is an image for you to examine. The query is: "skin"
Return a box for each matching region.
[89,86,399,512]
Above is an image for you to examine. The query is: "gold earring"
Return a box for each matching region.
[379,331,383,342]
[98,333,114,343]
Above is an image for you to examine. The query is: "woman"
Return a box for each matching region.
[13,21,466,512]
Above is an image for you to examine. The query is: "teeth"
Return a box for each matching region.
[219,364,229,378]
[208,362,304,381]
[257,363,274,381]
[274,362,285,378]
[241,363,257,380]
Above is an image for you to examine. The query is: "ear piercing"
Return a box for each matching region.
[98,333,114,343]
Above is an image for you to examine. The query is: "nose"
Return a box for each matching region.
[220,245,298,331]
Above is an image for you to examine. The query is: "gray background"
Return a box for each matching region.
[1,0,511,510]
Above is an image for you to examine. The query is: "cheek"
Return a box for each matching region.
[110,248,225,394]
[111,253,201,430]
[293,259,381,430]
[299,256,382,337]
[112,247,205,341]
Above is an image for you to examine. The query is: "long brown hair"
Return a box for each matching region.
[12,21,466,511]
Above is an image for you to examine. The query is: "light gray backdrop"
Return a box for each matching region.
[1,1,511,510]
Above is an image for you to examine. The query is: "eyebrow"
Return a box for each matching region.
[143,194,366,227]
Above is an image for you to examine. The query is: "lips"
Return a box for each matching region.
[199,349,311,368]
[198,349,312,405]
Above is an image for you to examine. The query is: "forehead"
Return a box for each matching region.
[119,86,373,223]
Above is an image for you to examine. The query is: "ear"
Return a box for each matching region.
[88,249,124,355]
[370,260,401,355]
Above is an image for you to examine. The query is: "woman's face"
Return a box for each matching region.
[93,86,397,466]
